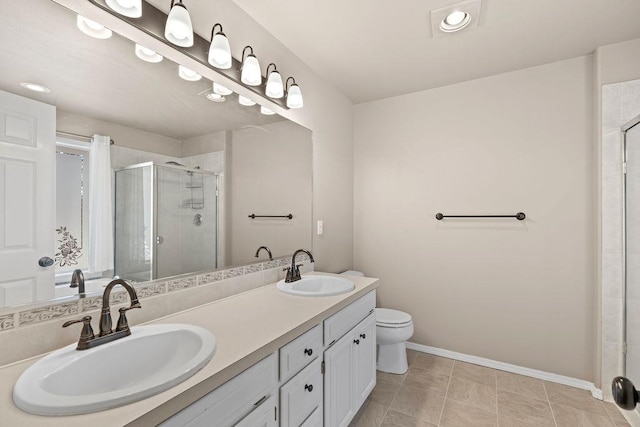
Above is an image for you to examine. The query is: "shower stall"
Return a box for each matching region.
[114,162,218,282]
[624,115,640,388]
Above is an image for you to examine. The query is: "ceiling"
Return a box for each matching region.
[230,0,640,103]
[0,0,281,140]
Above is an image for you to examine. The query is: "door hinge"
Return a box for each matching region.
[624,342,628,355]
[321,361,325,374]
[274,406,277,421]
[623,162,628,174]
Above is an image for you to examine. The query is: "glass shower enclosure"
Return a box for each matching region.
[114,162,218,282]
[624,115,640,386]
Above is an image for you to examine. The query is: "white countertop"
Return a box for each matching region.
[0,273,378,426]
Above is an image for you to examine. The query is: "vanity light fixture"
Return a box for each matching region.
[106,0,142,18]
[208,23,232,69]
[238,95,256,106]
[285,77,304,109]
[206,92,226,103]
[76,15,112,39]
[260,106,275,115]
[165,0,193,47]
[213,82,233,96]
[135,44,163,63]
[20,82,51,93]
[265,63,284,99]
[240,46,262,86]
[440,10,471,32]
[178,65,202,81]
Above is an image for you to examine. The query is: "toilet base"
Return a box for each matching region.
[377,342,408,374]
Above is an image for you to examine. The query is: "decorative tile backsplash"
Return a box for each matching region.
[1,256,304,332]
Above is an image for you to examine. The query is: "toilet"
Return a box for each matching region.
[340,271,414,375]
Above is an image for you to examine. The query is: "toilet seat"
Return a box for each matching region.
[376,308,412,328]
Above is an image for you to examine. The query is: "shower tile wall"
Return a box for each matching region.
[602,78,640,401]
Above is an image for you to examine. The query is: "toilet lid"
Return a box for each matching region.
[375,308,412,325]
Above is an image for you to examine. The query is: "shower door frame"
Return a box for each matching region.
[622,113,640,375]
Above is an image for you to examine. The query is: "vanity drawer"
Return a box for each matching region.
[161,353,277,427]
[279,357,323,427]
[279,323,322,382]
[324,290,376,346]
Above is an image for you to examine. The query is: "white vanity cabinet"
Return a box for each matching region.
[160,353,278,427]
[324,292,376,427]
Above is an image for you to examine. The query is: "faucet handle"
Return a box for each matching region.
[116,305,140,332]
[63,316,95,344]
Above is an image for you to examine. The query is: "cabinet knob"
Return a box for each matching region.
[353,339,360,345]
[360,333,366,339]
[304,348,313,356]
[305,384,314,392]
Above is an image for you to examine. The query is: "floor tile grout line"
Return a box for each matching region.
[436,360,455,426]
[378,371,405,426]
[542,381,559,427]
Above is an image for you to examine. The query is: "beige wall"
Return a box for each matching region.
[354,56,596,380]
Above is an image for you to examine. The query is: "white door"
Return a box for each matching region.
[353,313,377,408]
[324,333,356,427]
[0,89,55,307]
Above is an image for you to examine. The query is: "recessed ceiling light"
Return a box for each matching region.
[20,82,51,93]
[178,65,202,81]
[260,106,275,115]
[440,11,471,32]
[206,93,226,103]
[135,44,163,63]
[238,95,256,106]
[76,15,112,39]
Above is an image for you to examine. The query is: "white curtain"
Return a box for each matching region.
[88,134,114,272]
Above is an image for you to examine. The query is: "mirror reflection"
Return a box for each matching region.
[0,0,312,308]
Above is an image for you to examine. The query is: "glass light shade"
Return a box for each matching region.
[241,54,262,86]
[213,82,233,96]
[178,65,202,81]
[208,33,232,69]
[76,15,112,39]
[105,0,142,18]
[238,95,256,106]
[260,106,275,115]
[135,44,163,63]
[286,84,304,109]
[265,71,284,99]
[164,3,193,47]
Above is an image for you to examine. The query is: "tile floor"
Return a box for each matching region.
[350,350,631,427]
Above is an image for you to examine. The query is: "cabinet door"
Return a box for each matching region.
[234,395,277,427]
[300,406,322,427]
[280,358,323,427]
[324,331,356,427]
[353,313,376,408]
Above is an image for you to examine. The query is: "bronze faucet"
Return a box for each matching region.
[63,279,141,350]
[254,245,273,260]
[69,269,85,297]
[283,249,315,283]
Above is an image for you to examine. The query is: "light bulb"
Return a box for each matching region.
[165,1,193,47]
[178,65,202,81]
[135,44,163,63]
[76,15,112,39]
[106,0,142,18]
[213,82,233,96]
[265,70,284,99]
[238,95,256,106]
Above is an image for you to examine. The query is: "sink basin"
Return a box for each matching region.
[277,275,355,297]
[13,324,216,416]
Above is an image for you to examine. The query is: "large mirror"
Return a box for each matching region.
[0,0,312,308]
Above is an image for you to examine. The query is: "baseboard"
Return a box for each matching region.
[406,342,603,400]
[622,407,640,427]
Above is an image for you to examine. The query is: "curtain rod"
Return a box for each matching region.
[56,130,115,145]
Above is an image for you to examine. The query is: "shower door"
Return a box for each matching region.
[625,115,640,384]
[155,165,218,279]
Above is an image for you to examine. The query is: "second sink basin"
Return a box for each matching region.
[277,275,355,297]
[13,323,216,416]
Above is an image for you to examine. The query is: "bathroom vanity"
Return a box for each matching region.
[0,273,378,426]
